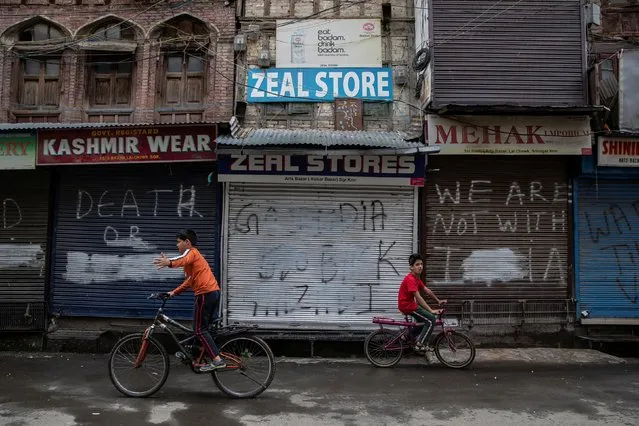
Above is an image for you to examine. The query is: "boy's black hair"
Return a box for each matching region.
[409,253,423,266]
[177,229,198,247]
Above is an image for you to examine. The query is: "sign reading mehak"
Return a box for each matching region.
[37,124,216,165]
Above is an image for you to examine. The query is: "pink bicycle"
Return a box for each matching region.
[364,309,476,368]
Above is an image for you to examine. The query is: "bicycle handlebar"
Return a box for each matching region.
[148,292,171,301]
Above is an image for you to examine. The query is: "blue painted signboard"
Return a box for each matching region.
[247,68,393,102]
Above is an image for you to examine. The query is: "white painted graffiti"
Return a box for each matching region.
[64,252,183,285]
[2,198,22,229]
[103,225,157,251]
[75,185,203,219]
[429,179,570,285]
[65,183,205,285]
[0,243,44,271]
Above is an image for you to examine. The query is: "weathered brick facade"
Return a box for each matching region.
[0,0,236,124]
[237,0,420,134]
[588,0,639,56]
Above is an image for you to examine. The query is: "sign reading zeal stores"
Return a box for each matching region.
[427,116,591,155]
[36,124,216,165]
[598,136,639,167]
[218,153,425,186]
[276,19,382,68]
[1,132,36,169]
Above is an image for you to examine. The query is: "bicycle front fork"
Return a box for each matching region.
[134,326,153,368]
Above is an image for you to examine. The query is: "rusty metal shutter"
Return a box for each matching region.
[431,0,585,106]
[575,178,639,324]
[51,164,217,319]
[0,170,50,331]
[422,156,570,302]
[224,183,417,330]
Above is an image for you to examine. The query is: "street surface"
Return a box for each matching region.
[0,349,638,425]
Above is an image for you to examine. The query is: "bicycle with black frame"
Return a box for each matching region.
[108,292,275,398]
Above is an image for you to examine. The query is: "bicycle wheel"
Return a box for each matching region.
[434,331,476,369]
[212,335,275,398]
[364,329,403,368]
[108,333,170,397]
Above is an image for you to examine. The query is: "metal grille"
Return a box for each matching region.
[224,183,417,330]
[576,178,639,323]
[431,0,585,106]
[0,302,47,331]
[422,156,571,302]
[0,170,50,304]
[461,299,574,327]
[51,164,218,319]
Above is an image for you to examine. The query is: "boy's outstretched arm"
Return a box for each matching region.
[168,249,196,268]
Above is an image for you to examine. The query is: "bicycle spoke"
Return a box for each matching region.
[238,371,268,389]
[365,330,403,368]
[212,336,275,398]
[434,331,475,369]
[108,335,170,397]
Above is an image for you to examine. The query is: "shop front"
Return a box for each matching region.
[217,135,428,331]
[38,124,218,319]
[424,115,591,327]
[0,130,49,331]
[575,135,639,325]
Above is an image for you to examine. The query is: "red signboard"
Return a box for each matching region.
[36,124,216,165]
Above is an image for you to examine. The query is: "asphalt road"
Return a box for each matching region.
[0,351,638,425]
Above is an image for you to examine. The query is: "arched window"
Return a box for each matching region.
[18,22,64,42]
[81,20,139,111]
[152,16,212,116]
[9,20,69,114]
[87,21,136,42]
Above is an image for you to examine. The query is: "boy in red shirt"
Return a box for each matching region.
[398,253,446,352]
[154,229,225,372]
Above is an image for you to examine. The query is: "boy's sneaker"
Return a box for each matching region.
[199,358,226,372]
[413,343,427,353]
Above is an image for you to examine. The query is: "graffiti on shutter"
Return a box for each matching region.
[63,183,202,285]
[425,158,569,298]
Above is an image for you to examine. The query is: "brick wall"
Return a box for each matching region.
[0,0,236,124]
[599,0,639,38]
[239,0,420,134]
[588,1,639,132]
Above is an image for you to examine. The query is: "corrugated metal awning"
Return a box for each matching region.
[0,122,219,131]
[217,128,425,149]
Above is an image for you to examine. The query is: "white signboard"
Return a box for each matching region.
[598,137,639,167]
[276,19,382,68]
[427,115,592,155]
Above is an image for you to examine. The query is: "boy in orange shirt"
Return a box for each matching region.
[153,229,225,372]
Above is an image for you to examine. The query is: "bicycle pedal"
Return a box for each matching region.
[175,351,186,359]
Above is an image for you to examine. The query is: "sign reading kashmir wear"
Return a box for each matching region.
[597,136,639,167]
[217,153,425,186]
[36,124,217,165]
[427,115,591,155]
[0,132,36,169]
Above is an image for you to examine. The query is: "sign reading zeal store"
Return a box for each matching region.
[0,132,36,169]
[217,153,425,186]
[427,115,591,155]
[36,125,216,165]
[598,136,639,167]
[276,19,382,68]
[247,68,392,102]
